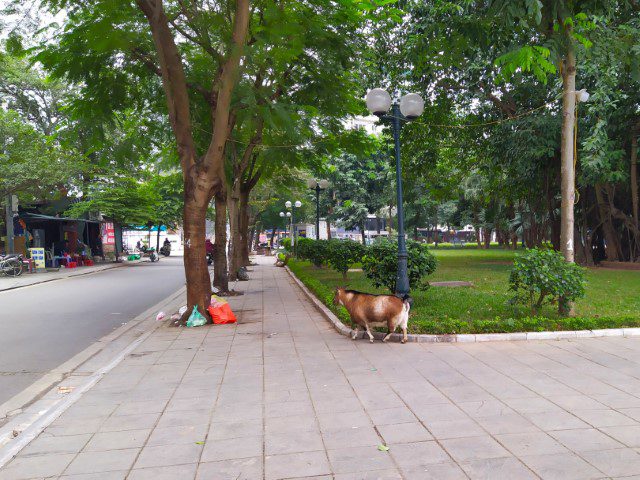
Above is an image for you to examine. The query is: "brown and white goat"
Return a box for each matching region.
[333,288,411,343]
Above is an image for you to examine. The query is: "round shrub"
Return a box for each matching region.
[326,239,365,279]
[361,240,437,293]
[509,248,586,315]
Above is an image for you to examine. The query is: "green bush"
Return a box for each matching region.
[361,240,437,293]
[326,240,365,279]
[309,239,332,267]
[295,238,313,260]
[509,248,586,315]
[281,237,292,252]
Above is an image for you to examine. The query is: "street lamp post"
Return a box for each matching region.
[307,179,329,240]
[366,88,425,297]
[282,200,301,249]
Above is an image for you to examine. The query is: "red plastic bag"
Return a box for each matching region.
[208,303,237,324]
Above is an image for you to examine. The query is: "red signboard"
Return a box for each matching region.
[101,222,115,245]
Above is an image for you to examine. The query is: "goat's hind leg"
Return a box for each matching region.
[351,326,359,340]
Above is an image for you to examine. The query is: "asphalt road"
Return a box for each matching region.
[0,256,185,406]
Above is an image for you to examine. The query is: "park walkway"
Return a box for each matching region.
[4,258,640,479]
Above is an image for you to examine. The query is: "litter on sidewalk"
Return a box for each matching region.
[208,294,237,324]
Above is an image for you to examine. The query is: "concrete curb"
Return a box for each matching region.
[285,266,640,343]
[0,285,186,464]
[0,262,129,293]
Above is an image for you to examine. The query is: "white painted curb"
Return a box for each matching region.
[0,286,186,468]
[285,266,640,343]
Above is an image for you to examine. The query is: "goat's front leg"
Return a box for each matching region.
[401,325,407,344]
[365,325,374,343]
[382,328,393,342]
[351,326,359,340]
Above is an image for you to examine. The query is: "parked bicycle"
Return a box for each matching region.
[0,254,24,277]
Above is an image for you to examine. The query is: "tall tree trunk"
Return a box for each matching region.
[595,184,621,262]
[360,223,366,246]
[239,189,251,266]
[631,128,639,233]
[183,197,212,311]
[156,223,162,252]
[483,228,492,249]
[227,183,242,281]
[269,225,277,248]
[560,46,577,263]
[213,192,229,292]
[136,0,249,317]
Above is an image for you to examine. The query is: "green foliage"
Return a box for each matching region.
[509,248,586,315]
[296,238,330,267]
[281,237,292,252]
[289,248,640,334]
[361,240,437,293]
[325,239,365,279]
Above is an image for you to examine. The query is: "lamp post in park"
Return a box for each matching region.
[307,179,329,240]
[280,200,301,248]
[366,88,425,296]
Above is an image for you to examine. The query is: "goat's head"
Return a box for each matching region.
[333,287,345,305]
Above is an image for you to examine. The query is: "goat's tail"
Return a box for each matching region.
[401,294,413,312]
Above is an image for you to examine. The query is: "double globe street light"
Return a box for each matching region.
[307,179,330,240]
[366,88,425,297]
[280,200,302,248]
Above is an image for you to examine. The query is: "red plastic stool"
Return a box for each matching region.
[66,261,77,268]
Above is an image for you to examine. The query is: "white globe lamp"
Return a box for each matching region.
[365,88,392,116]
[399,93,425,119]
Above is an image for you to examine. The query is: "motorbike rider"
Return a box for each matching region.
[163,238,171,249]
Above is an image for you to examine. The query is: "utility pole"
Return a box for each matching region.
[5,195,15,254]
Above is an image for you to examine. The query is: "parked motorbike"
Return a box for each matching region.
[160,243,171,257]
[206,239,214,265]
[137,245,159,262]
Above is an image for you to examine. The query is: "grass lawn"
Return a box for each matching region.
[288,248,640,334]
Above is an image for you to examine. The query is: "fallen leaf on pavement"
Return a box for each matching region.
[377,444,389,452]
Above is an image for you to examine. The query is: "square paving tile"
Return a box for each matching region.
[266,430,325,455]
[523,410,590,431]
[440,436,510,463]
[265,450,331,479]
[368,407,416,426]
[460,457,538,480]
[100,413,160,432]
[334,469,402,479]
[601,425,640,447]
[128,463,198,480]
[494,432,568,456]
[328,446,396,474]
[147,424,207,446]
[209,419,262,440]
[571,409,638,427]
[134,443,202,468]
[196,457,262,480]
[265,414,319,435]
[580,448,640,477]
[549,428,624,452]
[377,422,432,444]
[388,441,451,467]
[201,435,262,462]
[0,453,75,479]
[20,433,91,456]
[322,426,379,449]
[401,462,467,480]
[84,429,150,451]
[520,452,604,480]
[64,448,140,475]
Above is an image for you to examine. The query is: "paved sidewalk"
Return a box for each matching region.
[4,258,640,479]
[0,262,125,292]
